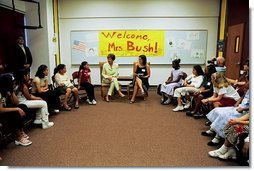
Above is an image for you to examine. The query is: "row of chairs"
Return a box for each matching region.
[49,62,149,104]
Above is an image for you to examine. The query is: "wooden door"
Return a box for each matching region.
[225,23,244,79]
[0,7,24,73]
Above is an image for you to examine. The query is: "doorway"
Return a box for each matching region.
[0,7,24,72]
[225,23,244,80]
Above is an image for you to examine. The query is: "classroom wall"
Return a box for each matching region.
[58,0,220,85]
[25,0,56,79]
[0,0,56,81]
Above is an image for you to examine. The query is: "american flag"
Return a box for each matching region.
[72,40,86,52]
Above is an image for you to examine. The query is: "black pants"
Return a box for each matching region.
[34,90,60,110]
[236,133,249,166]
[81,82,95,101]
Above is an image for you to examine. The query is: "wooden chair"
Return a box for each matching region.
[99,62,111,99]
[99,62,122,100]
[51,74,74,107]
[72,71,87,102]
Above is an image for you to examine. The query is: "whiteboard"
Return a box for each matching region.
[70,30,207,65]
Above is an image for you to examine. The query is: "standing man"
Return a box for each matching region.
[11,35,33,72]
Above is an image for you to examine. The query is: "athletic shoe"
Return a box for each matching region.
[219,148,237,160]
[54,109,60,113]
[15,138,32,146]
[184,101,191,109]
[208,148,226,158]
[33,119,42,124]
[86,99,92,105]
[92,100,97,105]
[173,105,184,112]
[42,122,54,129]
[163,98,171,105]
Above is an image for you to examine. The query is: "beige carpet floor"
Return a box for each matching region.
[0,87,238,166]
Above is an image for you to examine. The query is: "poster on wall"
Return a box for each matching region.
[99,30,164,57]
[71,30,207,64]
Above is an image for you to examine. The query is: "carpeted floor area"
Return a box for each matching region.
[0,87,238,166]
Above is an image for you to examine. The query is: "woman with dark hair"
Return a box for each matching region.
[32,65,60,113]
[78,61,96,105]
[14,69,54,129]
[186,64,217,118]
[102,53,125,102]
[0,73,32,146]
[54,64,79,110]
[159,58,184,104]
[129,55,151,103]
[173,65,204,111]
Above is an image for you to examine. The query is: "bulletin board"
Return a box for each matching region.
[70,30,207,65]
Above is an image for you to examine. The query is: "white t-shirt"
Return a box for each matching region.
[214,85,240,101]
[14,85,27,104]
[32,76,48,93]
[54,73,73,88]
[185,74,204,88]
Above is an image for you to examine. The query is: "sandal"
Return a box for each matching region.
[141,90,146,100]
[105,96,110,102]
[74,104,79,109]
[141,90,145,96]
[129,100,135,104]
[119,92,125,98]
[64,105,72,111]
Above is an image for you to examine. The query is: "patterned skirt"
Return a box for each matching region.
[207,107,243,138]
[224,123,249,145]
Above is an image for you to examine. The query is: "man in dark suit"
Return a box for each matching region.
[10,35,33,72]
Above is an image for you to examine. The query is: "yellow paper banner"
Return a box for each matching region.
[99,30,164,57]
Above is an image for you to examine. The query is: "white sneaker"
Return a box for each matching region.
[15,138,32,146]
[86,99,92,105]
[184,101,191,109]
[208,148,226,158]
[42,122,54,129]
[218,148,237,160]
[54,109,60,113]
[163,99,171,105]
[33,119,42,124]
[173,105,184,112]
[161,97,165,103]
[92,99,97,105]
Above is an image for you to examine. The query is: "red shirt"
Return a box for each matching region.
[80,69,91,84]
